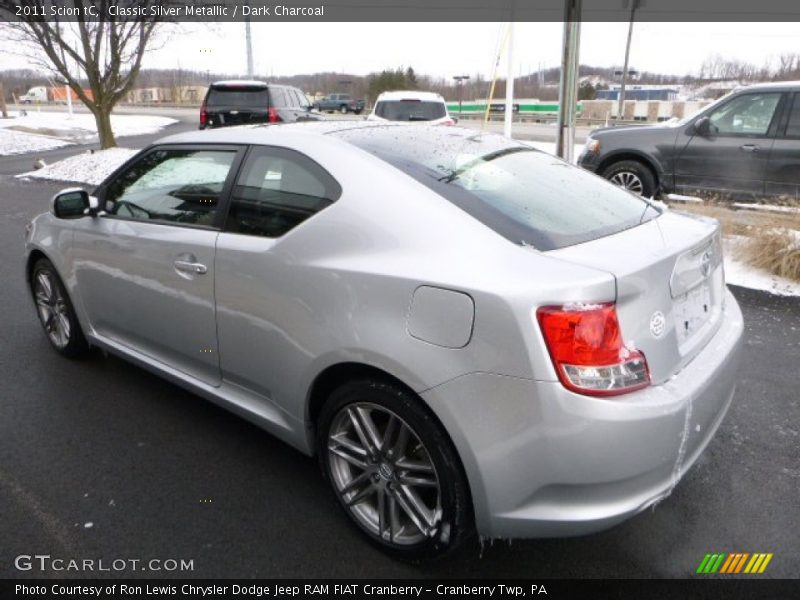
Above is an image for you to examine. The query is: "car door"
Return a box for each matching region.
[214,145,341,416]
[71,144,245,386]
[674,91,784,195]
[764,91,800,198]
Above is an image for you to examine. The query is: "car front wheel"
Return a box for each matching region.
[318,379,472,560]
[602,160,656,198]
[31,258,89,358]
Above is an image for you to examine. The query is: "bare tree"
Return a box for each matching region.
[0,1,167,148]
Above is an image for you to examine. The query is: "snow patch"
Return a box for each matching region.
[724,236,800,297]
[16,148,138,185]
[0,110,177,142]
[0,127,73,155]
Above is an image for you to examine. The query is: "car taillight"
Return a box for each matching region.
[268,107,280,123]
[200,104,208,126]
[537,303,650,397]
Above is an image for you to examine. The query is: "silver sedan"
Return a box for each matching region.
[24,123,743,559]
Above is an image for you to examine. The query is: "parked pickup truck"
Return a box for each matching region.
[313,93,365,114]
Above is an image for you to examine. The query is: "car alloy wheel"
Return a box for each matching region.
[31,259,89,358]
[34,269,71,349]
[327,402,442,545]
[609,171,644,194]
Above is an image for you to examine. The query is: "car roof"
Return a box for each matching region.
[156,121,400,146]
[155,121,496,148]
[376,90,445,102]
[211,80,268,88]
[734,80,800,92]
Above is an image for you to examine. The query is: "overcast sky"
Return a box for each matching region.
[3,22,800,79]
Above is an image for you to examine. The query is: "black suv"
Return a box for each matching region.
[579,81,800,199]
[200,81,321,129]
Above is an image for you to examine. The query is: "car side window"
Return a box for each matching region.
[708,93,781,136]
[294,89,310,108]
[225,147,341,238]
[270,88,288,108]
[785,94,800,137]
[104,148,237,227]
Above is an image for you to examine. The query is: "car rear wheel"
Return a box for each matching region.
[340,105,348,114]
[31,258,89,358]
[602,160,656,198]
[318,379,472,560]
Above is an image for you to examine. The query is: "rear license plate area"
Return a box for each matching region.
[673,281,712,346]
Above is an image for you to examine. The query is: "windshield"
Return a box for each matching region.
[335,126,659,251]
[207,87,268,108]
[375,100,447,121]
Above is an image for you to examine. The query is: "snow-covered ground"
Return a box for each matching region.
[16,148,138,185]
[0,110,177,156]
[724,236,800,297]
[0,127,74,156]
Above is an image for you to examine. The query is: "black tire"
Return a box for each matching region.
[30,258,90,358]
[601,159,657,198]
[339,105,348,114]
[317,379,472,560]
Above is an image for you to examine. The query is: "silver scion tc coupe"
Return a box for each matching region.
[25,123,743,559]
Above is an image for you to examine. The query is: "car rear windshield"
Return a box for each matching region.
[375,100,446,121]
[333,126,659,251]
[207,86,269,108]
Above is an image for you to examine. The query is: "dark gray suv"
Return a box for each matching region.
[200,80,322,129]
[579,81,800,199]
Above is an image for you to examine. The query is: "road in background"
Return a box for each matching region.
[0,174,797,578]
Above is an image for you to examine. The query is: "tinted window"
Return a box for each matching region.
[786,94,800,137]
[375,100,446,121]
[294,88,311,108]
[105,149,236,227]
[207,87,268,108]
[270,87,289,108]
[225,147,341,238]
[708,93,781,136]
[334,127,658,251]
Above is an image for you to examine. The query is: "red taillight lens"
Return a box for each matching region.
[268,107,280,123]
[200,104,207,126]
[537,303,650,397]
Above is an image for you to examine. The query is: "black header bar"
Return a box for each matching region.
[2,0,800,23]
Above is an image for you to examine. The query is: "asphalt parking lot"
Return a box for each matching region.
[0,151,798,579]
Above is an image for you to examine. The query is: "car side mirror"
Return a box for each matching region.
[52,188,90,218]
[52,188,102,218]
[693,116,711,137]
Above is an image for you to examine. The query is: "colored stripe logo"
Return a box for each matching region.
[696,552,773,574]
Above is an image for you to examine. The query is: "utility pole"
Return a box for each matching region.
[503,22,515,138]
[617,0,641,120]
[0,82,7,118]
[453,75,470,116]
[556,0,581,162]
[65,83,73,118]
[245,17,254,78]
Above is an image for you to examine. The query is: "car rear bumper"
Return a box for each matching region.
[421,289,744,538]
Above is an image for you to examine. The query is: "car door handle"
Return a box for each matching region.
[174,260,207,275]
[740,144,760,152]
